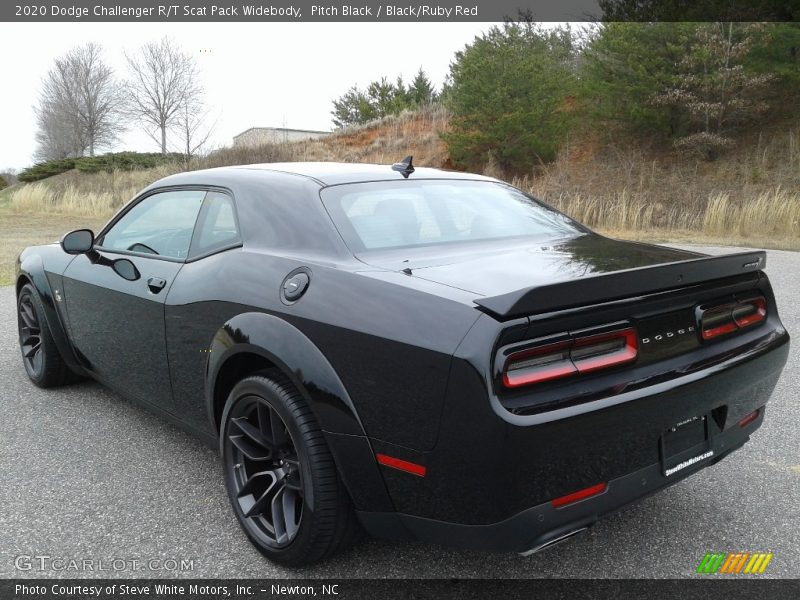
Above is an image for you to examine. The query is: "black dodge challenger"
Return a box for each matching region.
[16,160,789,566]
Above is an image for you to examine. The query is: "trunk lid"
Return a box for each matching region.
[357,234,767,319]
[358,235,703,298]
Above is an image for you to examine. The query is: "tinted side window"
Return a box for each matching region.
[99,190,206,259]
[189,191,241,258]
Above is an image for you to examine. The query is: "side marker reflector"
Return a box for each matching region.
[376,453,427,477]
[738,409,760,428]
[551,482,607,508]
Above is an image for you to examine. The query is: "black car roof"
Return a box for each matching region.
[151,162,497,188]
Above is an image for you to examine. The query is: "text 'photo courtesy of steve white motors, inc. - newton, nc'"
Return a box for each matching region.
[22,3,479,19]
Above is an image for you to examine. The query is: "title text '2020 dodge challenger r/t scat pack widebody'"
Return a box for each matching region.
[16,160,789,566]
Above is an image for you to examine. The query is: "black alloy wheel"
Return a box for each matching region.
[18,290,43,377]
[224,393,304,548]
[221,373,361,566]
[17,283,74,388]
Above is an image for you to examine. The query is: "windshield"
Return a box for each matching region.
[320,180,583,252]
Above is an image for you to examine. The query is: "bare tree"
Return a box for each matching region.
[124,37,203,154]
[170,95,216,164]
[650,23,773,159]
[0,169,18,186]
[34,102,87,161]
[34,43,123,160]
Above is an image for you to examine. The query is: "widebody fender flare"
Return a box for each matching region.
[205,312,395,511]
[205,311,365,437]
[17,250,84,373]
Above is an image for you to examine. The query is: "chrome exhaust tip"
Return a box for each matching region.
[518,526,589,557]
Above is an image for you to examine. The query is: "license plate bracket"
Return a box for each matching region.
[660,415,711,476]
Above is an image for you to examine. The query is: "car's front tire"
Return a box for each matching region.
[220,372,361,566]
[17,283,76,388]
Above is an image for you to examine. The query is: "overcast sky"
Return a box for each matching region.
[0,22,494,171]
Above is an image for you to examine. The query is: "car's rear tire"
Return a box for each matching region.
[17,283,76,388]
[220,372,362,566]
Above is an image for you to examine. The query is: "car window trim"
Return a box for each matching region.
[187,189,243,261]
[185,241,244,263]
[94,184,235,263]
[92,247,186,263]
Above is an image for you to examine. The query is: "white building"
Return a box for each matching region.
[233,127,332,147]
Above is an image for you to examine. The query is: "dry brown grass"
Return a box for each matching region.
[6,164,182,218]
[0,208,107,285]
[515,186,800,247]
[596,228,800,251]
[513,122,800,249]
[702,189,800,238]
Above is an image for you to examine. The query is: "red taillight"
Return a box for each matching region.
[375,454,427,477]
[733,297,767,328]
[502,328,638,389]
[700,296,767,340]
[502,341,577,388]
[702,320,738,340]
[551,482,607,508]
[571,329,638,374]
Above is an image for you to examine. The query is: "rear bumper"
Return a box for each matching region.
[358,412,755,553]
[357,327,788,552]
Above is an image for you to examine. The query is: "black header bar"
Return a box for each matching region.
[2,1,799,22]
[3,579,800,600]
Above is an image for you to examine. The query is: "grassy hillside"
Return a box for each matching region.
[1,105,798,285]
[517,120,800,250]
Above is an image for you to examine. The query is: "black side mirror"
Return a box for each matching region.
[60,229,94,255]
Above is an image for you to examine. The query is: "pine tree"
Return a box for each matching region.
[408,68,436,106]
[444,22,577,172]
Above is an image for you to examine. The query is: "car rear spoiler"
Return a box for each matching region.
[474,251,766,319]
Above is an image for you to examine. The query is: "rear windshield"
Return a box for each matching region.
[320,180,582,251]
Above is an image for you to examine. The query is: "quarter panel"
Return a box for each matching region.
[284,267,482,450]
[166,247,481,450]
[165,249,365,435]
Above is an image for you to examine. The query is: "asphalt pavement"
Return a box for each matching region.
[0,245,797,579]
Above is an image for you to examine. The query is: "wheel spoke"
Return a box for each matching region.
[282,488,300,540]
[270,485,288,543]
[232,416,273,450]
[20,322,40,337]
[238,470,275,498]
[258,403,289,448]
[256,403,271,434]
[229,434,272,461]
[270,409,289,448]
[239,473,281,519]
[19,301,37,328]
[22,340,41,358]
[20,327,40,342]
[30,349,43,373]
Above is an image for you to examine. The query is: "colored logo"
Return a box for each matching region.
[696,552,773,574]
